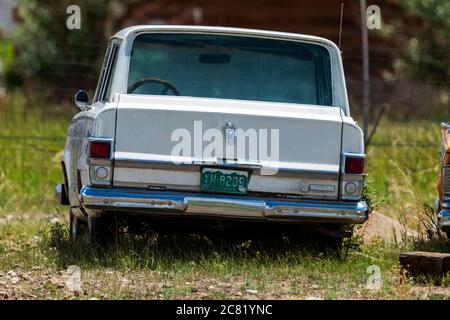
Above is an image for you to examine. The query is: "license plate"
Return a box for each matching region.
[200,168,249,194]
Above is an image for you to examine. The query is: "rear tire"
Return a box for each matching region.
[88,214,116,244]
[69,210,87,241]
[324,237,344,252]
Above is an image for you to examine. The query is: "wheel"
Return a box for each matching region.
[323,236,344,250]
[69,209,87,241]
[87,214,116,244]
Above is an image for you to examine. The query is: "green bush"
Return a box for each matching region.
[13,0,118,90]
[394,0,450,83]
[361,178,383,214]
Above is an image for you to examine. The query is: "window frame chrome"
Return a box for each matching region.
[118,27,350,114]
[93,39,122,103]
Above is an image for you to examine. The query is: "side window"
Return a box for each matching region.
[93,40,120,103]
[93,43,112,103]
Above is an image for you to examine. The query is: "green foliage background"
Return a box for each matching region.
[12,0,118,89]
[395,0,450,83]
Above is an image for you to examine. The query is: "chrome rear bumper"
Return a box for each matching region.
[79,186,368,224]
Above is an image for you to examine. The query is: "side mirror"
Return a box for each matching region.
[74,90,89,111]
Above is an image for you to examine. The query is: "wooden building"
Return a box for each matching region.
[112,0,424,116]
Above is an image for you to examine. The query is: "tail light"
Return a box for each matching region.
[341,154,365,200]
[345,156,365,174]
[88,138,113,186]
[89,141,111,159]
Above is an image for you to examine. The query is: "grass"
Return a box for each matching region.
[0,218,448,299]
[0,92,73,214]
[368,120,441,206]
[367,120,441,230]
[0,92,449,299]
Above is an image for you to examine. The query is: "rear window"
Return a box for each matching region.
[128,33,333,106]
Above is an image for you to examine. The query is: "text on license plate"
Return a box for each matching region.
[200,168,249,194]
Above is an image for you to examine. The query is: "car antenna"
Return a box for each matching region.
[338,2,344,53]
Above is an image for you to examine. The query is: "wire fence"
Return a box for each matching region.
[0,37,448,152]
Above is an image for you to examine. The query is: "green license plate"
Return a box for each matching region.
[200,168,249,194]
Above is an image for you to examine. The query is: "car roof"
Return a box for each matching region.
[111,25,338,49]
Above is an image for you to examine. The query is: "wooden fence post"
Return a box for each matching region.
[360,0,370,147]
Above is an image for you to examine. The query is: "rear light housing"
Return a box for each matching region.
[89,141,111,159]
[341,153,366,200]
[88,138,113,186]
[344,156,365,174]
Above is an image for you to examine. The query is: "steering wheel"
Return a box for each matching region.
[127,77,180,95]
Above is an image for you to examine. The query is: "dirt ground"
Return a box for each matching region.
[0,211,449,300]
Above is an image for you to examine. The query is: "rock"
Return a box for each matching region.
[31,236,41,243]
[10,276,19,285]
[399,251,450,279]
[20,273,31,281]
[245,289,258,295]
[7,271,17,277]
[49,277,65,288]
[119,277,130,286]
[357,212,418,244]
[48,217,61,224]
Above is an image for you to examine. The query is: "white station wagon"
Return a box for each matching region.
[56,25,368,244]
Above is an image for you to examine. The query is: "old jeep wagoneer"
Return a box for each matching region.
[56,26,368,243]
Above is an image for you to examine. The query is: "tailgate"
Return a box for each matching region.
[113,95,343,199]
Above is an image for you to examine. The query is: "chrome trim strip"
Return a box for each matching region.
[113,158,340,179]
[114,159,199,172]
[80,187,368,224]
[122,27,343,112]
[342,152,366,158]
